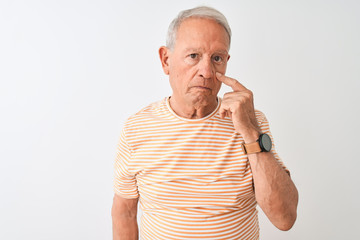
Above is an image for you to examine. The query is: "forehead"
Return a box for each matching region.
[174,17,230,51]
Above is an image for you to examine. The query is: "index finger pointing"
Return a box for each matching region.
[216,72,247,92]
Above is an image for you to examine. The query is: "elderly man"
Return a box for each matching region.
[112,6,298,240]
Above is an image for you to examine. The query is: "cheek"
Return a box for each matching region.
[170,60,194,81]
[169,72,190,91]
[214,62,227,73]
[214,81,222,92]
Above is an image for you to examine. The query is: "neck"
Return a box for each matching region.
[169,95,218,119]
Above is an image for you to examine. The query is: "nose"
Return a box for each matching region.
[198,57,214,79]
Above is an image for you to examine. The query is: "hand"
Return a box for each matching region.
[216,72,260,143]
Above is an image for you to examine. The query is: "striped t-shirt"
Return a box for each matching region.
[114,97,288,240]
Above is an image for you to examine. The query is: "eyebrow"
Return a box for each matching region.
[184,48,229,55]
[184,48,201,53]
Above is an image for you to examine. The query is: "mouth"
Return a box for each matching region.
[192,86,211,91]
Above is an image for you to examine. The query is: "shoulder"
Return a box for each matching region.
[255,109,267,125]
[123,98,167,130]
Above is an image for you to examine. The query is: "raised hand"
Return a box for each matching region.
[216,72,261,143]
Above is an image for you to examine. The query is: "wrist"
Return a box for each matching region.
[243,133,273,154]
[241,129,261,143]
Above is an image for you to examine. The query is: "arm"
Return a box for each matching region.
[243,131,298,230]
[216,72,298,230]
[111,194,139,240]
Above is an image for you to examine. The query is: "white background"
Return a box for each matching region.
[1,0,359,239]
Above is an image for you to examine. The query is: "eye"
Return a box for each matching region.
[213,55,223,63]
[185,53,200,65]
[189,53,198,59]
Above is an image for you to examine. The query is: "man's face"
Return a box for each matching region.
[161,17,230,107]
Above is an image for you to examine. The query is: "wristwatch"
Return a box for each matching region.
[243,133,272,154]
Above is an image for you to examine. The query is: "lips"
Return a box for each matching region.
[192,86,211,90]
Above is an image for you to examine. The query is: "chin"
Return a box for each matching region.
[189,93,216,107]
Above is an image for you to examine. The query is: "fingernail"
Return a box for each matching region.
[216,72,222,77]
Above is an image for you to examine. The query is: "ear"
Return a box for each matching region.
[227,54,230,62]
[159,46,170,75]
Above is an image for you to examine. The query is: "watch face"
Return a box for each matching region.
[259,134,272,152]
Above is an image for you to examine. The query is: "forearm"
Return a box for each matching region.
[112,215,138,240]
[111,195,139,240]
[248,150,298,230]
[217,72,298,230]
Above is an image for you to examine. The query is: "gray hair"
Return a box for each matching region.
[166,6,232,50]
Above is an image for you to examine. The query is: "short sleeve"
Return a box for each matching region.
[257,111,290,175]
[113,128,139,199]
